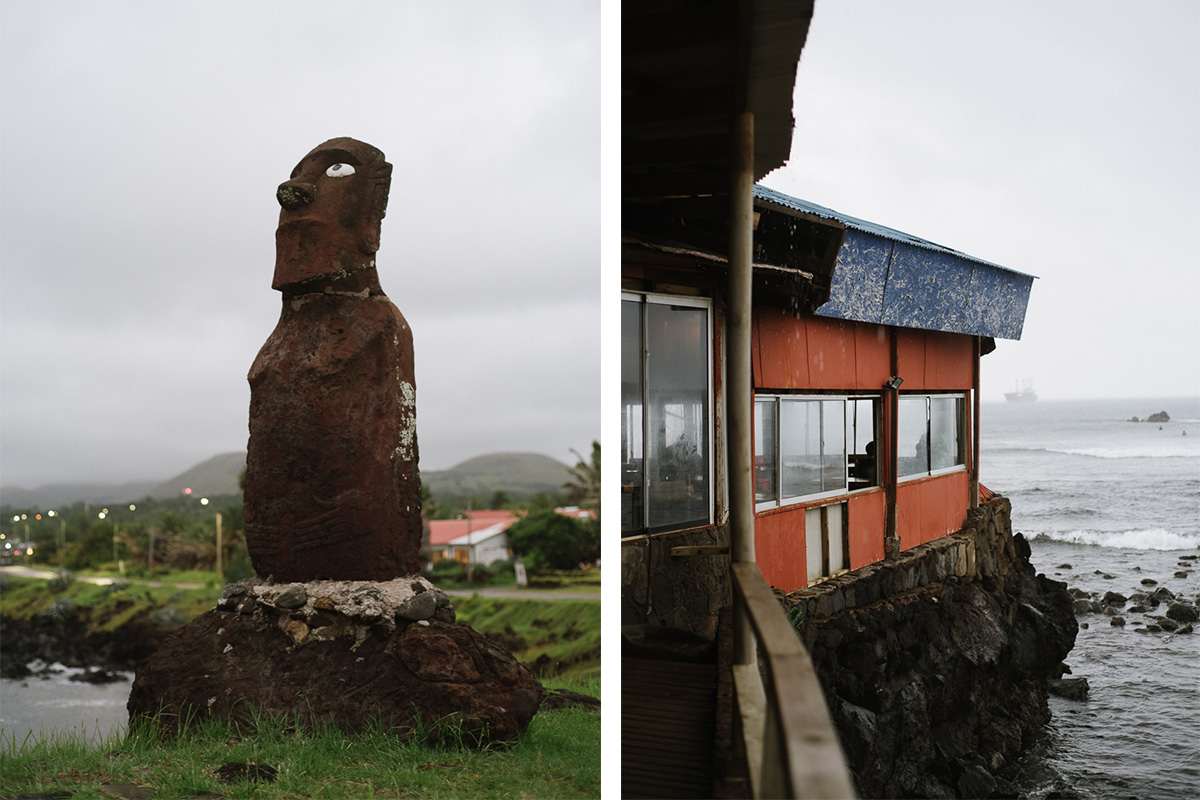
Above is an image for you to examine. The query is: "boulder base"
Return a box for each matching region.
[128,579,542,744]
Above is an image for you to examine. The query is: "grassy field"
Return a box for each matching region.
[0,573,223,632]
[452,595,601,682]
[0,677,600,799]
[427,567,601,595]
[1,572,602,797]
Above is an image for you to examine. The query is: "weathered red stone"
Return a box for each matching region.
[244,138,420,581]
[127,599,544,744]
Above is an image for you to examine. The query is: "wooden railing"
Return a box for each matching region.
[731,562,857,799]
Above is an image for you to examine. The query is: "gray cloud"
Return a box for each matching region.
[765,0,1199,402]
[0,1,599,488]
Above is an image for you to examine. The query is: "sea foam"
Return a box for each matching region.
[1054,446,1198,460]
[1032,529,1200,551]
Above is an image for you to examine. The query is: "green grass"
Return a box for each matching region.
[0,677,599,799]
[0,575,222,633]
[452,596,600,682]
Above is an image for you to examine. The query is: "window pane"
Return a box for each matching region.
[822,400,846,492]
[848,398,879,487]
[930,396,964,471]
[645,302,709,530]
[621,300,643,534]
[898,396,929,478]
[781,399,822,499]
[755,399,778,503]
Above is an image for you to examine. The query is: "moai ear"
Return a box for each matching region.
[361,160,393,254]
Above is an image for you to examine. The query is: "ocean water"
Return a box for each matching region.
[980,397,1200,800]
[0,662,133,747]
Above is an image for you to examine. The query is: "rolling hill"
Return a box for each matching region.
[421,452,572,502]
[1,451,571,510]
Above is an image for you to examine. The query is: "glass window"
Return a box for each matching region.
[821,399,847,494]
[930,396,965,471]
[898,396,929,478]
[755,399,777,504]
[781,399,822,500]
[621,300,644,532]
[899,395,967,479]
[757,395,854,507]
[847,398,879,487]
[622,294,711,535]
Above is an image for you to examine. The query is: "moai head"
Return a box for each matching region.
[272,137,392,291]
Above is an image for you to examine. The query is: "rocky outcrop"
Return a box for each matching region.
[1129,411,1170,423]
[0,603,165,678]
[128,577,543,745]
[782,497,1077,798]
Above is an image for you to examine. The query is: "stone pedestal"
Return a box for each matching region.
[128,578,543,744]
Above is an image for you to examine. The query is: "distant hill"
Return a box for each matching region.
[1,451,569,510]
[422,452,572,502]
[147,451,246,499]
[0,481,160,511]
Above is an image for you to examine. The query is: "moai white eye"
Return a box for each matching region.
[326,163,356,178]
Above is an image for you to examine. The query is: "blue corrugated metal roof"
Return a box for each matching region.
[753,185,1037,340]
[754,185,1037,279]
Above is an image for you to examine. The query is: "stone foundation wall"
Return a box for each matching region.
[621,526,729,641]
[781,497,1078,798]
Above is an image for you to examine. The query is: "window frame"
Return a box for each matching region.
[754,393,880,511]
[897,392,969,483]
[621,291,715,537]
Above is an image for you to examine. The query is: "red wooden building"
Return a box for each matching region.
[622,185,1035,610]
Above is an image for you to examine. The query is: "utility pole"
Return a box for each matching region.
[215,513,223,577]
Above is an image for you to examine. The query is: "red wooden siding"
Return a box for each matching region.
[895,328,973,391]
[753,308,890,391]
[897,471,970,550]
[755,510,807,590]
[847,490,886,569]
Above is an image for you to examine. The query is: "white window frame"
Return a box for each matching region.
[897,393,969,483]
[755,394,860,511]
[621,291,715,537]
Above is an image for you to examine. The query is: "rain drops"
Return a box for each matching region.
[326,163,355,177]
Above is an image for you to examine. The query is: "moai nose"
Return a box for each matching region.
[277,181,315,210]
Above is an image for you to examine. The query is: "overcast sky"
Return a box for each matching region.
[762,0,1200,404]
[0,1,599,489]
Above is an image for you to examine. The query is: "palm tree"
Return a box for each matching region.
[564,441,601,526]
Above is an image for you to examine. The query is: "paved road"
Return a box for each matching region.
[0,565,205,589]
[1,566,598,599]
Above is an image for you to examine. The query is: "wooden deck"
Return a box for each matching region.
[621,657,718,799]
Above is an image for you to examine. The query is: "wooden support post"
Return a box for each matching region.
[729,110,756,668]
[971,336,981,509]
[885,329,900,559]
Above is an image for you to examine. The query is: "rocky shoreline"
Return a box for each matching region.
[1,603,167,680]
[782,497,1078,799]
[1063,553,1198,637]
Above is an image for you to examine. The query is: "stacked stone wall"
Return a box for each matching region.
[780,497,1077,798]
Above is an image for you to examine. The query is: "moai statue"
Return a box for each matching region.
[243,137,421,582]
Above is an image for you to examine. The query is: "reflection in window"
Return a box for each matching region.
[847,398,878,487]
[781,399,822,499]
[755,399,777,504]
[622,295,711,535]
[756,396,856,507]
[899,395,966,479]
[898,396,929,479]
[930,397,965,471]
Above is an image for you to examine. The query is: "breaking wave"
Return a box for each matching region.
[1054,446,1198,459]
[987,445,1198,459]
[1029,529,1200,551]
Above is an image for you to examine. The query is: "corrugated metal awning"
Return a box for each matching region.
[754,185,1036,341]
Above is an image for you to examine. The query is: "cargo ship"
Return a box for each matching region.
[1005,380,1038,403]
